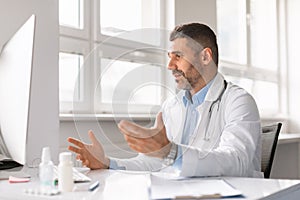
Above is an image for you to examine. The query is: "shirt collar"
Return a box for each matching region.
[182,77,215,107]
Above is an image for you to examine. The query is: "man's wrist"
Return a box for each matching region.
[162,142,178,166]
[105,157,110,169]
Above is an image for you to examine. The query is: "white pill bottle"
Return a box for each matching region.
[58,152,74,192]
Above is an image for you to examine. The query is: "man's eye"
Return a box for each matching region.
[175,53,183,59]
[167,52,183,59]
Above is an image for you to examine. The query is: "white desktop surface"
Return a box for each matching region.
[0,167,300,200]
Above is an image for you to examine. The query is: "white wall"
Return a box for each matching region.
[174,0,217,32]
[164,0,217,32]
[287,0,300,133]
[59,118,144,159]
[272,142,300,179]
[0,0,60,164]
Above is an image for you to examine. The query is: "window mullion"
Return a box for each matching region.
[246,0,252,68]
[277,0,288,115]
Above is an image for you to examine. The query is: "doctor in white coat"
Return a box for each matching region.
[68,23,262,177]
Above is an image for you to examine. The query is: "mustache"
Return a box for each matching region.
[172,70,185,77]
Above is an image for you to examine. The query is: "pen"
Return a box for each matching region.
[175,193,221,199]
[88,181,100,192]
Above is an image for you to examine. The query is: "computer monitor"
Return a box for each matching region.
[0,15,35,166]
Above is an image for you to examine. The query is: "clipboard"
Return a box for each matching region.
[151,178,242,199]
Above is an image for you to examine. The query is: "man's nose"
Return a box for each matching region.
[167,56,177,70]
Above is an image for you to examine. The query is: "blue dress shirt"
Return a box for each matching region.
[173,79,213,170]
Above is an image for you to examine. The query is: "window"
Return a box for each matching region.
[59,0,84,29]
[100,0,160,36]
[217,0,284,117]
[99,59,161,105]
[59,52,83,102]
[59,0,285,117]
[59,0,165,114]
[98,0,161,45]
[217,0,247,64]
[250,0,277,70]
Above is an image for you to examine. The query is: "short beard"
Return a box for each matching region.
[176,78,192,90]
[173,66,201,91]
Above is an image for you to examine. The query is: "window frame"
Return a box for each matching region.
[59,0,90,39]
[59,36,91,113]
[217,0,287,117]
[59,0,168,115]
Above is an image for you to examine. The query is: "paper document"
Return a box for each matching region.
[151,177,242,199]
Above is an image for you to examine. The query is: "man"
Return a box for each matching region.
[68,22,262,177]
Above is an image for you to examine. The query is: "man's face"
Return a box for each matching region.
[167,38,202,91]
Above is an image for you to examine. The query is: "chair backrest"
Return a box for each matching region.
[261,122,282,178]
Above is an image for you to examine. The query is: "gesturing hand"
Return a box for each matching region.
[118,112,171,158]
[67,130,109,169]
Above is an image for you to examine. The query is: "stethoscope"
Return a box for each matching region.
[203,80,228,141]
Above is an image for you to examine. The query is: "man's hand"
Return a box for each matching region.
[118,112,171,158]
[67,130,109,169]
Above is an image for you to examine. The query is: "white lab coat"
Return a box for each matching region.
[112,73,262,177]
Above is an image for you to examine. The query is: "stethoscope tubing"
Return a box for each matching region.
[204,80,228,141]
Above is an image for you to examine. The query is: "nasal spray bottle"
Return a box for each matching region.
[58,152,74,192]
[39,147,54,192]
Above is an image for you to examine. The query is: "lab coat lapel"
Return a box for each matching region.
[188,73,226,146]
[163,91,186,144]
[205,73,226,102]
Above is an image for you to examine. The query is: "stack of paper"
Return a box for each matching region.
[151,175,242,199]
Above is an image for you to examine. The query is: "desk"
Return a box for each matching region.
[278,133,300,145]
[0,168,300,200]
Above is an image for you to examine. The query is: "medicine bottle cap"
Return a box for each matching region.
[41,147,51,163]
[59,152,72,162]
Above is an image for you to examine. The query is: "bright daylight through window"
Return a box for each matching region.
[58,0,285,119]
[59,0,164,115]
[217,0,283,117]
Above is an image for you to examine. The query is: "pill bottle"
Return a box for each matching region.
[58,152,74,192]
[39,147,54,192]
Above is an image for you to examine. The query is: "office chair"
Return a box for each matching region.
[261,122,282,178]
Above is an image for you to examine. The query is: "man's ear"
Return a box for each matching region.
[201,48,213,65]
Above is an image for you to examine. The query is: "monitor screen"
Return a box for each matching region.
[0,15,35,165]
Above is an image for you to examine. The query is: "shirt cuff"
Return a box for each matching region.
[109,158,126,170]
[172,145,183,170]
